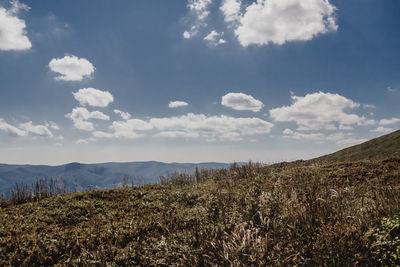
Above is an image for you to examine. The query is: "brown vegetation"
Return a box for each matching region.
[0,158,399,266]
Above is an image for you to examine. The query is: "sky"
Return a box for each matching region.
[0,0,399,165]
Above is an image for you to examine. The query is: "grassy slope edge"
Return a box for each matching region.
[313,129,400,163]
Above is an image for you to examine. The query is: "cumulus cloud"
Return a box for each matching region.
[19,121,53,137]
[114,109,131,120]
[73,88,114,107]
[95,113,273,141]
[0,0,31,51]
[204,30,227,45]
[48,55,95,81]
[168,101,189,108]
[187,0,212,21]
[379,117,400,126]
[45,121,60,130]
[109,119,153,139]
[183,26,199,39]
[269,92,373,131]
[0,118,53,137]
[150,113,273,141]
[220,0,242,24]
[0,118,27,136]
[221,92,264,112]
[65,107,109,131]
[230,0,337,46]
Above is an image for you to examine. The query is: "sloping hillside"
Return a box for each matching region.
[314,129,400,162]
[0,158,399,266]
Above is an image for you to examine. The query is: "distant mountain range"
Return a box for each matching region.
[0,161,231,194]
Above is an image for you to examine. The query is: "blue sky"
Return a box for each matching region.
[0,0,399,165]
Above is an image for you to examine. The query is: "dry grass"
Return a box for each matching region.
[0,158,399,266]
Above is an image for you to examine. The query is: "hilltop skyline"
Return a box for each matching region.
[0,0,399,165]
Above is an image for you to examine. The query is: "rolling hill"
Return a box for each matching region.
[314,129,400,162]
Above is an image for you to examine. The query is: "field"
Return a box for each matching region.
[1,158,399,266]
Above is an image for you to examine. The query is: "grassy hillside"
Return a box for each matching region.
[0,158,399,266]
[314,129,400,163]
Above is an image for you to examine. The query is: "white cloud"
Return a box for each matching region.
[0,118,54,137]
[269,92,372,131]
[220,0,242,24]
[204,30,227,46]
[183,26,199,39]
[45,121,60,130]
[0,0,31,51]
[92,131,114,138]
[0,118,27,136]
[73,88,114,107]
[168,101,189,108]
[109,119,153,139]
[379,117,400,126]
[221,92,264,112]
[48,55,95,81]
[183,0,212,39]
[150,113,273,141]
[65,107,109,131]
[233,0,337,46]
[96,113,273,141]
[187,0,212,21]
[19,121,53,137]
[371,126,393,134]
[114,109,131,120]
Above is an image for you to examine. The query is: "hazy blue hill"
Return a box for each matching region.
[0,161,230,194]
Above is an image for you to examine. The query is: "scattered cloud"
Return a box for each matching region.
[150,113,273,141]
[187,0,212,21]
[183,26,199,39]
[114,109,131,120]
[45,121,60,130]
[65,107,109,131]
[270,92,373,131]
[73,88,114,107]
[183,0,212,39]
[379,117,400,126]
[94,113,273,141]
[0,118,53,137]
[19,121,53,137]
[0,0,32,51]
[48,55,95,81]
[230,0,337,46]
[220,0,241,24]
[0,118,27,136]
[204,30,226,45]
[92,131,114,138]
[221,92,264,112]
[168,101,189,108]
[371,126,393,134]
